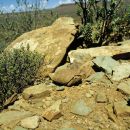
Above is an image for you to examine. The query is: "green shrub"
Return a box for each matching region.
[75,0,130,46]
[0,47,43,109]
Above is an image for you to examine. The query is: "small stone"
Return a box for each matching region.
[20,116,40,129]
[56,86,65,91]
[86,93,92,98]
[96,93,107,103]
[22,83,51,100]
[71,99,92,116]
[42,100,62,121]
[114,101,130,116]
[86,90,94,98]
[117,81,130,95]
[46,97,52,101]
[89,90,94,95]
[62,97,69,103]
[45,101,51,107]
[14,126,28,130]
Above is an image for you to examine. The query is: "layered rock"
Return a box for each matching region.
[68,40,130,63]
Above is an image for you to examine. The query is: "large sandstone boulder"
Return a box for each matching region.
[68,40,130,63]
[50,61,94,86]
[6,17,77,77]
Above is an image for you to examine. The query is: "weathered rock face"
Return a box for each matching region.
[6,17,77,77]
[68,40,130,63]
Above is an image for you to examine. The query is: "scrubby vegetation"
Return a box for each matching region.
[75,0,130,47]
[0,0,58,53]
[0,47,43,110]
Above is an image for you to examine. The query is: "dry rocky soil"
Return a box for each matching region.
[0,17,130,130]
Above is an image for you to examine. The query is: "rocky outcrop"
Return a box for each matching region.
[1,16,130,130]
[6,17,77,77]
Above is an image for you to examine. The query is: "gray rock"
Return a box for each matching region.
[0,111,32,125]
[71,99,92,116]
[22,83,52,100]
[87,72,105,83]
[96,93,107,103]
[58,128,77,130]
[93,56,119,74]
[20,116,40,129]
[112,63,130,81]
[117,81,130,95]
[14,126,28,130]
[56,86,65,91]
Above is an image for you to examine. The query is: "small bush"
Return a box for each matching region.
[0,47,43,109]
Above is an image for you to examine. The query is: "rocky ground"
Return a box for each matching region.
[0,17,130,130]
[0,55,130,130]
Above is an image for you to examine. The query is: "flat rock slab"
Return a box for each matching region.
[117,81,130,95]
[22,83,52,100]
[112,63,130,81]
[6,17,77,77]
[20,116,40,129]
[93,56,119,74]
[71,100,92,116]
[68,41,130,62]
[114,101,130,116]
[42,100,62,121]
[0,111,32,125]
